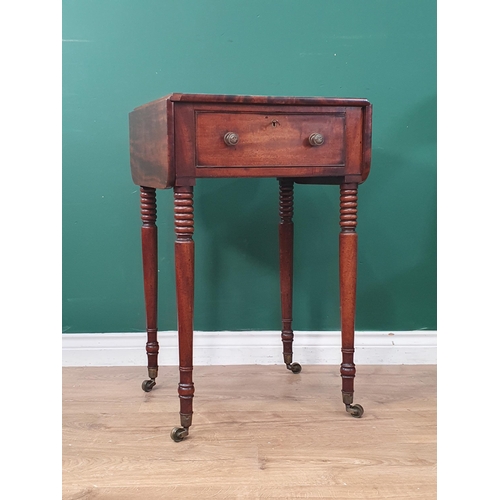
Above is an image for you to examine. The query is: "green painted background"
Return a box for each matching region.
[62,0,436,333]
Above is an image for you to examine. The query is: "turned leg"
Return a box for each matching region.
[140,186,159,392]
[171,186,195,442]
[279,179,301,374]
[339,183,364,418]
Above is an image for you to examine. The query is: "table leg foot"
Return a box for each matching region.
[141,379,156,392]
[286,362,302,374]
[171,426,189,442]
[345,403,364,418]
[141,367,158,392]
[171,412,192,442]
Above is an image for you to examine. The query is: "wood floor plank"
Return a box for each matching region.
[63,365,436,499]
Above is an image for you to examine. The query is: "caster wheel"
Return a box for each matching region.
[142,379,156,392]
[170,427,188,442]
[347,403,364,418]
[287,362,302,374]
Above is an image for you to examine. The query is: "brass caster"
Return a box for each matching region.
[346,403,364,418]
[141,379,156,392]
[170,426,189,442]
[287,362,302,374]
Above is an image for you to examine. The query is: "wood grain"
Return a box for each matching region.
[129,97,174,189]
[195,110,345,167]
[63,365,436,499]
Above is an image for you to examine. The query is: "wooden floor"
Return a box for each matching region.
[62,365,436,499]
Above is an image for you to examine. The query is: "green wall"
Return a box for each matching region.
[62,0,436,333]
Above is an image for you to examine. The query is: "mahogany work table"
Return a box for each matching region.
[129,93,373,442]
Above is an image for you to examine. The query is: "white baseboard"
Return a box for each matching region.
[62,330,436,367]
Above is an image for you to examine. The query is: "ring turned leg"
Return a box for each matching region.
[339,183,364,418]
[171,186,195,442]
[140,186,159,392]
[279,179,301,374]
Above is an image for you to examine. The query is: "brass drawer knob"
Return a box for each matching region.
[224,132,239,146]
[308,133,324,146]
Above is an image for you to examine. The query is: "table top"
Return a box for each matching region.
[132,93,371,109]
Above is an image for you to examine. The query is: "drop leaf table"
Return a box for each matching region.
[129,93,372,442]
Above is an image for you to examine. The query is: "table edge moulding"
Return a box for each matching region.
[129,93,373,442]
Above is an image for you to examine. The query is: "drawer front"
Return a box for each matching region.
[195,111,346,168]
